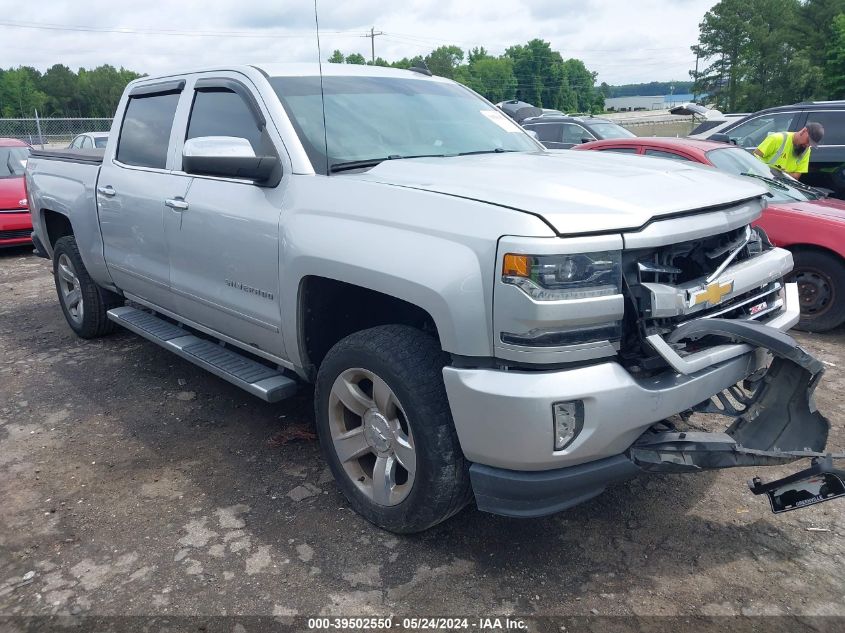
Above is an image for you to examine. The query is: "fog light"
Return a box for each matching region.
[553,400,584,450]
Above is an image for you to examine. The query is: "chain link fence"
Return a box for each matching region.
[0,115,695,149]
[0,118,113,149]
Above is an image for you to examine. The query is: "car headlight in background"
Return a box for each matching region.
[502,251,622,301]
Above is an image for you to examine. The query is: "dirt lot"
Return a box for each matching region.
[1,247,844,628]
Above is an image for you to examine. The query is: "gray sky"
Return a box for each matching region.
[0,0,717,85]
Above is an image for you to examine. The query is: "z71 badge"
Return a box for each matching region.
[689,279,734,308]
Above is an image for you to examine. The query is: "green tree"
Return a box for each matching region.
[826,13,845,97]
[77,65,142,117]
[0,67,47,117]
[795,0,845,69]
[345,53,367,65]
[424,45,464,79]
[464,55,517,103]
[692,0,826,111]
[40,64,79,115]
[327,50,345,64]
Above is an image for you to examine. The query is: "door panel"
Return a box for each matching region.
[165,178,284,356]
[98,167,190,308]
[165,76,286,358]
[98,88,184,309]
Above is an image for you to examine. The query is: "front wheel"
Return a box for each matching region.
[788,249,845,332]
[53,235,123,339]
[314,325,471,533]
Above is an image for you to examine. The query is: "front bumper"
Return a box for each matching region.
[444,284,801,473]
[0,211,33,247]
[470,317,839,518]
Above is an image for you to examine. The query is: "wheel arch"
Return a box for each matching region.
[296,275,445,379]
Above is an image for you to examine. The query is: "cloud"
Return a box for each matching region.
[0,0,716,84]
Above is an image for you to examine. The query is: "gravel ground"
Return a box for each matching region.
[1,247,844,628]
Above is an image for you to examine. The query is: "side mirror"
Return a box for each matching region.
[581,137,594,144]
[182,136,279,183]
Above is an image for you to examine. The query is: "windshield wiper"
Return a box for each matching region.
[770,173,824,199]
[329,154,446,173]
[739,172,791,192]
[456,148,518,156]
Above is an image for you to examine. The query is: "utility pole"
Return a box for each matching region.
[366,26,384,64]
[692,46,700,102]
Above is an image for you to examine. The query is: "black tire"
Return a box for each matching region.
[52,235,123,339]
[314,325,472,533]
[788,249,845,332]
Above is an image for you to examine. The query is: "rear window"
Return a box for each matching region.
[0,146,29,178]
[117,92,180,169]
[689,120,724,135]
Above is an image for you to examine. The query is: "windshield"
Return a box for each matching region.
[1,147,29,178]
[588,122,635,139]
[94,137,108,148]
[705,147,809,203]
[270,76,539,173]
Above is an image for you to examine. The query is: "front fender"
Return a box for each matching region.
[279,176,555,370]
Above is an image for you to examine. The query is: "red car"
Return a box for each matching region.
[0,138,32,249]
[575,137,845,332]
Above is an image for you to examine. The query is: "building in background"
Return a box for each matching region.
[605,93,697,112]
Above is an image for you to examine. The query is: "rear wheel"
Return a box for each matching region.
[314,325,471,533]
[53,235,123,338]
[788,249,845,332]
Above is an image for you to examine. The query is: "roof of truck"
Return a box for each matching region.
[129,63,451,86]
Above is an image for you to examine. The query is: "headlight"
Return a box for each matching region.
[502,251,622,301]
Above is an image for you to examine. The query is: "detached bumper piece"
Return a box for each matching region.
[630,318,843,512]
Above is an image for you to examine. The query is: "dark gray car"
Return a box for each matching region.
[522,115,635,149]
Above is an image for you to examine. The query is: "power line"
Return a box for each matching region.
[0,19,360,39]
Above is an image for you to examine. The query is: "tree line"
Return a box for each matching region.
[328,39,606,113]
[599,81,695,98]
[693,0,845,112]
[0,64,142,118]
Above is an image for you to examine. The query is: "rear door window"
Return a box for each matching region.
[524,123,562,143]
[804,111,845,146]
[644,149,692,161]
[726,112,797,148]
[117,92,181,169]
[560,123,594,144]
[598,147,639,154]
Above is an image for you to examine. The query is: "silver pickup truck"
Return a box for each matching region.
[25,64,843,532]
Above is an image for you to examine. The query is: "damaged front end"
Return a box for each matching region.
[629,317,845,513]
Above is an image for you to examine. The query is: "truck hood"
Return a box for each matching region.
[353,151,768,234]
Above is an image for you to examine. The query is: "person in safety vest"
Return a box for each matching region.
[753,122,824,180]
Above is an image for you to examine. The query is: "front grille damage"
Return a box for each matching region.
[619,225,778,373]
[628,319,841,471]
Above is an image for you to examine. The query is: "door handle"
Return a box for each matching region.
[165,198,189,211]
[96,185,116,197]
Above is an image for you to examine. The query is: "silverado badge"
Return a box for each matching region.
[689,280,734,308]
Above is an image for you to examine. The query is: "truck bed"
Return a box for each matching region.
[28,148,104,165]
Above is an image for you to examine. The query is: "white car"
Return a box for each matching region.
[67,132,109,150]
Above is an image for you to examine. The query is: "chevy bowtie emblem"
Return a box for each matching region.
[689,280,734,308]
